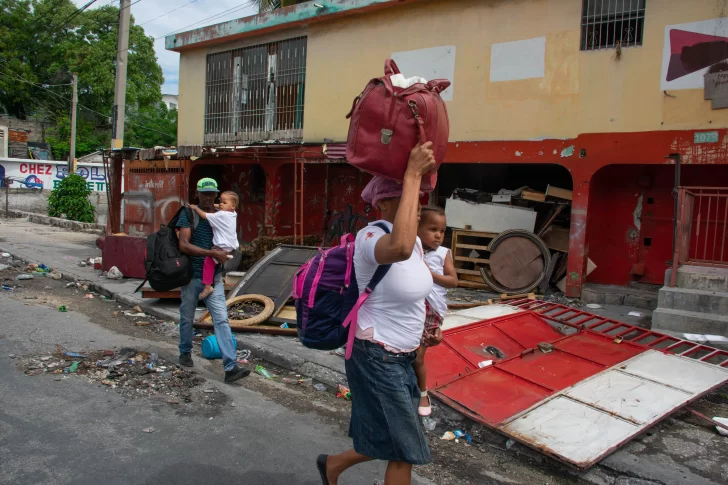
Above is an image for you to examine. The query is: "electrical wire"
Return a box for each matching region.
[138,0,197,25]
[157,3,254,39]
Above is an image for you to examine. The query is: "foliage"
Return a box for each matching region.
[0,0,172,155]
[248,0,281,12]
[47,174,96,223]
[126,103,177,148]
[46,115,110,161]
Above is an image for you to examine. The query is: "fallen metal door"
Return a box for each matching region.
[229,245,317,313]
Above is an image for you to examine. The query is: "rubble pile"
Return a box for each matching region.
[19,348,203,401]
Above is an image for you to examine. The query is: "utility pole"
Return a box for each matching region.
[111,0,131,149]
[69,72,78,172]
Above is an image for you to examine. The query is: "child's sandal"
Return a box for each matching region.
[418,390,432,417]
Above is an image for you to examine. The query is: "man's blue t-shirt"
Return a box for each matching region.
[177,209,218,280]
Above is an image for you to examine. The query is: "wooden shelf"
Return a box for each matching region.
[451,229,494,290]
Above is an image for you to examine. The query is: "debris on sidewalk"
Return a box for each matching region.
[255,365,273,379]
[106,266,123,280]
[18,348,204,401]
[715,417,728,437]
[336,384,351,400]
[16,274,34,280]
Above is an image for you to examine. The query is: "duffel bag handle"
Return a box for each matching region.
[427,79,451,94]
[384,58,401,76]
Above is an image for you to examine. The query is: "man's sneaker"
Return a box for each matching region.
[179,352,193,367]
[224,366,251,383]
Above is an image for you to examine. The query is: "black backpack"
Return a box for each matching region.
[138,207,199,292]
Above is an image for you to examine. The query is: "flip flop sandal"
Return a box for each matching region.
[418,390,432,417]
[316,454,330,485]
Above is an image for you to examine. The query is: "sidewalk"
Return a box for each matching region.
[2,216,727,485]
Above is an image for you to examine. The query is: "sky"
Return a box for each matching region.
[73,0,259,95]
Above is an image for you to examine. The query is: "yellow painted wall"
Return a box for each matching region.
[176,0,728,145]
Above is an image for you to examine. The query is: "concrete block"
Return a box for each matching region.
[652,308,728,336]
[673,265,728,292]
[658,286,728,314]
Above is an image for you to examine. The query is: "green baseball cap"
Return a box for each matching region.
[196,177,219,192]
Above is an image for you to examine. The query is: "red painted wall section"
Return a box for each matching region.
[587,164,728,286]
[123,161,185,236]
[278,163,373,244]
[219,164,265,243]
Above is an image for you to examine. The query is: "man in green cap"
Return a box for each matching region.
[176,177,249,382]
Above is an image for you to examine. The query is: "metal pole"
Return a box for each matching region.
[4,177,9,219]
[667,153,681,260]
[69,72,78,171]
[111,0,131,149]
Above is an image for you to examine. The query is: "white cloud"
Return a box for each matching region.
[74,0,258,94]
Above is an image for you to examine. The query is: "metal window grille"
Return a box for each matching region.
[204,37,307,145]
[581,0,646,51]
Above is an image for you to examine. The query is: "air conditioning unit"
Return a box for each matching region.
[0,126,7,158]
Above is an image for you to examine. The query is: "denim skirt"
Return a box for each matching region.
[345,339,432,464]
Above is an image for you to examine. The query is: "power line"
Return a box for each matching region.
[138,0,200,27]
[55,0,100,33]
[157,3,253,40]
[0,66,173,138]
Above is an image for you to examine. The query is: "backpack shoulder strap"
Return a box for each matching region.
[366,222,392,292]
[186,207,198,237]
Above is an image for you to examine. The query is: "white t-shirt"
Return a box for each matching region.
[425,245,450,318]
[354,220,433,350]
[205,210,239,252]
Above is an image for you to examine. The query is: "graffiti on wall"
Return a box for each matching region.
[325,203,372,245]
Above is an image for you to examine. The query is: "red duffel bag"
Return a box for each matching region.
[345,59,450,192]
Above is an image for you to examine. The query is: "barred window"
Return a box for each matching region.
[581,0,646,51]
[204,37,307,145]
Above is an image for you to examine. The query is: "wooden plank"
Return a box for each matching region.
[142,284,234,299]
[521,189,546,202]
[452,230,499,238]
[275,305,297,320]
[456,268,486,276]
[454,256,491,264]
[453,243,490,251]
[457,279,490,289]
[546,185,573,201]
[541,226,570,252]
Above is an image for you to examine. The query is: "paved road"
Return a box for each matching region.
[0,295,431,485]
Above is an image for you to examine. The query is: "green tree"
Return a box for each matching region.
[0,0,171,155]
[126,103,177,148]
[47,174,96,223]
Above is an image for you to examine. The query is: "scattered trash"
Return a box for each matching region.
[453,430,472,444]
[124,312,146,317]
[422,416,437,432]
[142,427,157,433]
[25,369,44,376]
[586,304,602,309]
[255,365,273,379]
[1,285,13,291]
[684,334,728,344]
[131,305,143,313]
[714,417,728,437]
[0,264,10,271]
[49,271,63,280]
[282,377,298,384]
[336,384,352,400]
[63,352,88,359]
[8,354,16,359]
[58,305,68,312]
[1,253,10,258]
[134,321,153,327]
[627,311,642,317]
[16,274,34,280]
[313,383,327,392]
[505,439,516,450]
[85,294,95,299]
[66,361,80,373]
[441,431,457,441]
[280,323,289,329]
[106,266,123,280]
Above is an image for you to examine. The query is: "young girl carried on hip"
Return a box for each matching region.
[414,205,458,417]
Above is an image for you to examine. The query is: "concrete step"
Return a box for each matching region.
[581,284,658,310]
[652,308,728,336]
[658,286,728,314]
[665,265,728,291]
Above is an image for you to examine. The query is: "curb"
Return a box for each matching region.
[3,210,105,234]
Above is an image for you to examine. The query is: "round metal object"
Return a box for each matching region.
[480,230,551,294]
